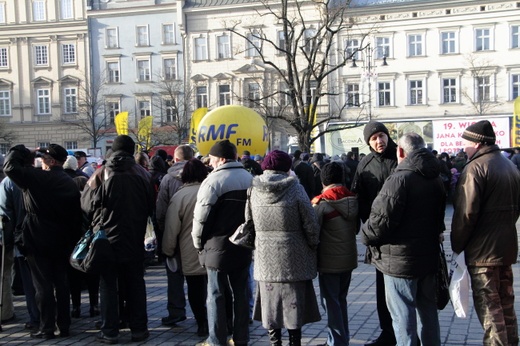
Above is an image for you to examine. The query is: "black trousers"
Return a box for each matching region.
[185,275,208,323]
[27,255,71,333]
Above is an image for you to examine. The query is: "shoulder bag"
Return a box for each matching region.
[229,187,255,250]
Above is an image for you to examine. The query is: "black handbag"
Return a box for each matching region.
[229,187,255,250]
[436,243,450,310]
[70,228,113,273]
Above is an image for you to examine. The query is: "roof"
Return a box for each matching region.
[185,0,260,8]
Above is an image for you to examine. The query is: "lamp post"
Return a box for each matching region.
[351,43,388,121]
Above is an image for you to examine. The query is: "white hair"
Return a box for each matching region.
[398,133,425,155]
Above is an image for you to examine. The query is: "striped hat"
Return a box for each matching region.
[461,120,496,145]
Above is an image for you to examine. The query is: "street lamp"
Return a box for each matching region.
[350,43,388,120]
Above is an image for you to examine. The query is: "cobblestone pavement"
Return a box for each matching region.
[1,204,519,345]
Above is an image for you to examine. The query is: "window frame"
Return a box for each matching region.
[246,31,261,57]
[138,99,151,119]
[475,28,491,51]
[511,73,520,100]
[0,90,11,116]
[106,28,119,49]
[0,47,8,68]
[164,98,177,123]
[136,59,151,82]
[34,45,48,66]
[219,84,231,106]
[196,85,208,108]
[163,57,177,80]
[136,25,149,47]
[60,0,73,20]
[32,0,46,21]
[377,81,392,107]
[194,36,208,61]
[303,28,316,53]
[64,141,78,150]
[408,79,424,105]
[247,82,261,108]
[375,36,391,59]
[0,2,6,24]
[63,87,77,114]
[475,75,492,101]
[345,39,361,60]
[62,43,76,65]
[217,34,231,59]
[106,100,120,125]
[511,25,519,49]
[407,33,424,57]
[345,82,360,107]
[36,88,51,115]
[107,61,120,83]
[442,78,458,104]
[162,24,175,45]
[440,31,457,55]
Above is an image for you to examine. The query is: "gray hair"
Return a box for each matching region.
[398,132,425,155]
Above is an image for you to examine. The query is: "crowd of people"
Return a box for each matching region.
[0,119,518,346]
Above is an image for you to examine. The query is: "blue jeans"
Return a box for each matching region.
[384,273,440,346]
[206,266,250,345]
[319,272,352,346]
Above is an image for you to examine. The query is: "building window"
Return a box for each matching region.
[137,59,151,82]
[441,31,456,54]
[196,86,207,108]
[475,28,490,51]
[346,83,360,107]
[107,61,120,83]
[219,84,231,106]
[35,45,48,66]
[476,76,491,101]
[408,34,423,57]
[107,101,120,124]
[62,44,76,65]
[0,143,9,156]
[512,25,519,49]
[248,82,260,107]
[64,87,77,113]
[194,37,207,61]
[139,100,151,119]
[37,89,51,114]
[303,28,316,53]
[345,39,360,60]
[409,80,423,105]
[512,74,519,99]
[0,91,10,116]
[279,83,290,107]
[164,99,177,123]
[0,47,7,68]
[278,31,286,52]
[217,34,231,59]
[163,58,176,80]
[37,142,50,149]
[375,37,390,59]
[246,31,261,57]
[60,0,73,19]
[64,141,78,150]
[33,0,46,21]
[442,78,457,103]
[0,3,5,24]
[162,24,174,45]
[378,82,391,106]
[136,25,149,47]
[106,28,118,49]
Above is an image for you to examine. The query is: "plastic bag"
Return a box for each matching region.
[436,244,450,310]
[144,217,157,252]
[449,252,470,318]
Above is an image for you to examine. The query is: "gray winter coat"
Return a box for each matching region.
[250,171,319,282]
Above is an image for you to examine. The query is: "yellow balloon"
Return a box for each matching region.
[196,105,269,156]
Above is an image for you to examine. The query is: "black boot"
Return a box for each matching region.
[268,328,282,346]
[288,328,302,346]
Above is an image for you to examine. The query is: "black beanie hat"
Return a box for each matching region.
[112,135,135,155]
[209,140,237,160]
[364,121,390,144]
[320,162,344,186]
[461,120,496,145]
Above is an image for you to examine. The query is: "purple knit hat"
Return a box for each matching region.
[261,150,292,172]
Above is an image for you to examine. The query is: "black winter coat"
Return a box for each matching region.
[351,140,398,222]
[3,145,82,258]
[361,148,446,278]
[81,151,154,263]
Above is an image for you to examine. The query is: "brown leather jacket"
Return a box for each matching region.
[451,145,520,266]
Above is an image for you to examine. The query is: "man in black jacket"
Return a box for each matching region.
[81,135,154,344]
[351,121,398,346]
[4,144,82,339]
[361,133,445,346]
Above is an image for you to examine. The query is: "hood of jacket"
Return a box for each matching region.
[252,170,299,204]
[395,148,440,179]
[167,160,187,177]
[312,186,357,220]
[106,151,136,172]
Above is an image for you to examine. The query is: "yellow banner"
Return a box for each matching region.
[138,116,153,151]
[190,108,208,144]
[514,96,520,147]
[114,111,128,135]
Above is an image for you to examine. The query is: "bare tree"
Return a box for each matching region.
[69,72,113,151]
[461,54,502,116]
[226,0,368,152]
[0,119,18,145]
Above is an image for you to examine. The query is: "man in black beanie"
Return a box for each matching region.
[192,140,253,346]
[451,120,520,345]
[351,121,398,346]
[81,135,154,343]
